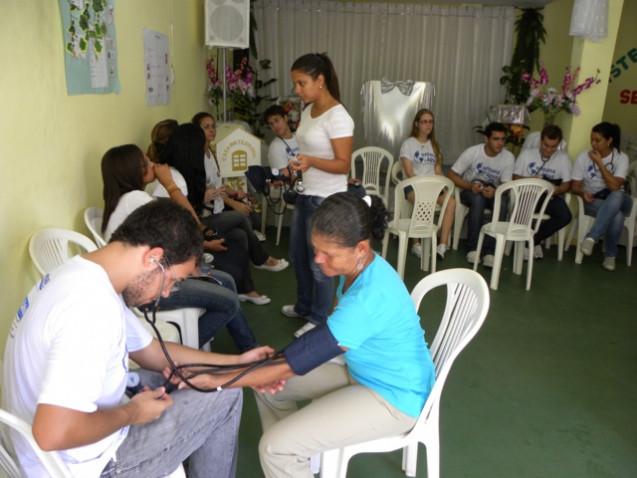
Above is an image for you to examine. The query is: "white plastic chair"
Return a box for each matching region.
[28,228,98,276]
[572,195,636,266]
[351,147,394,204]
[83,207,107,247]
[382,176,454,279]
[473,178,553,291]
[320,268,490,478]
[0,408,72,478]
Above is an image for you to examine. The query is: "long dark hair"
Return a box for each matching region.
[410,108,443,167]
[592,121,621,152]
[161,123,207,212]
[101,144,146,233]
[192,111,213,126]
[311,193,387,247]
[291,53,341,102]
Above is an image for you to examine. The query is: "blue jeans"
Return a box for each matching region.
[101,370,242,478]
[584,190,632,257]
[535,195,572,243]
[289,195,335,324]
[159,269,257,352]
[460,189,509,256]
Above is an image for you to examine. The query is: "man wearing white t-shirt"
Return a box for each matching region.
[3,200,271,478]
[513,124,572,259]
[265,105,300,171]
[448,122,514,265]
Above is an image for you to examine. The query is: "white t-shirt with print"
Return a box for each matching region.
[3,256,152,478]
[104,190,153,241]
[268,135,299,171]
[203,151,225,214]
[571,148,629,194]
[514,149,572,182]
[451,144,514,186]
[296,104,354,198]
[399,137,437,177]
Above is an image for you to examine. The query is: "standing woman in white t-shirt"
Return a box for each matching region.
[399,109,455,260]
[282,53,354,333]
[571,122,632,271]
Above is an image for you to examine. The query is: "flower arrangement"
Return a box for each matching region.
[522,64,601,124]
[205,56,277,137]
[206,57,255,111]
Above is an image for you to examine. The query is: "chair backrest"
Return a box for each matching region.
[351,147,394,202]
[28,228,97,276]
[408,268,490,438]
[390,159,404,186]
[83,207,107,247]
[0,359,71,478]
[393,175,454,237]
[492,178,553,236]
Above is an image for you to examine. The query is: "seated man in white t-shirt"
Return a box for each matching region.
[513,124,572,259]
[265,105,300,172]
[3,200,272,478]
[448,122,514,266]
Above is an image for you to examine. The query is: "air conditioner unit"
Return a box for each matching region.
[205,0,250,48]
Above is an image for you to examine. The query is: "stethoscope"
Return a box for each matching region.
[136,260,285,394]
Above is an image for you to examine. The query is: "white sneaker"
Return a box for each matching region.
[523,245,544,261]
[602,256,616,271]
[294,322,317,338]
[254,230,266,242]
[255,258,289,272]
[466,250,479,264]
[483,254,495,268]
[411,242,422,258]
[281,305,308,319]
[436,244,447,260]
[581,237,595,256]
[237,293,271,305]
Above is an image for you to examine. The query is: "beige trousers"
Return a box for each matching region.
[255,361,416,478]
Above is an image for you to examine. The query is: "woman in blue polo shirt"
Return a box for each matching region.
[255,192,435,478]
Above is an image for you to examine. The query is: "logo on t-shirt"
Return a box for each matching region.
[415,150,436,165]
[474,162,501,184]
[528,161,558,179]
[587,161,614,179]
[285,144,300,160]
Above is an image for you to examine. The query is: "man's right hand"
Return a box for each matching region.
[583,191,594,203]
[482,186,495,198]
[127,388,173,425]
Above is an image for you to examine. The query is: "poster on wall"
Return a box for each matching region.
[143,29,171,106]
[58,0,120,95]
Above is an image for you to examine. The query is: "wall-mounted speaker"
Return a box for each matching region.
[205,0,250,48]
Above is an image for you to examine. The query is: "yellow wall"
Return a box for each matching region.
[529,0,574,132]
[0,0,208,346]
[604,0,637,141]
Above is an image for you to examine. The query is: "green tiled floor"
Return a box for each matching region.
[211,227,637,478]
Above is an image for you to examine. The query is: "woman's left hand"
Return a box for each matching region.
[228,199,252,215]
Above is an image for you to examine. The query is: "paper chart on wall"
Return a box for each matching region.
[58,0,120,95]
[143,29,171,106]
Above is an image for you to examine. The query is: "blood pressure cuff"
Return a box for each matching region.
[282,324,343,376]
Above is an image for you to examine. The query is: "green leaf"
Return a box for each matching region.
[79,38,87,51]
[94,40,102,53]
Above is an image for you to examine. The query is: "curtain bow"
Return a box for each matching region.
[380,79,415,96]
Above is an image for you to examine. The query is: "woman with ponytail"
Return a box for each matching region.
[572,122,632,271]
[399,108,456,259]
[282,53,355,334]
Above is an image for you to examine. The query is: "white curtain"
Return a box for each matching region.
[253,0,515,163]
